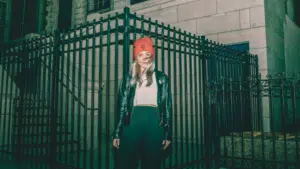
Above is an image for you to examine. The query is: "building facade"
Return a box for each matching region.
[1,0,300,132]
[1,0,299,74]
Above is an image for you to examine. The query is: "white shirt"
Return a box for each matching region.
[133,73,158,106]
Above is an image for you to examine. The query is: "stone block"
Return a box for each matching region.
[204,34,218,41]
[197,10,240,35]
[217,0,264,13]
[142,6,178,24]
[177,0,217,22]
[134,4,162,15]
[173,19,197,34]
[131,0,170,12]
[250,5,265,28]
[160,0,196,9]
[240,9,250,29]
[114,0,125,10]
[217,27,266,49]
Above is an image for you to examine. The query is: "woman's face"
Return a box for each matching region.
[136,51,153,71]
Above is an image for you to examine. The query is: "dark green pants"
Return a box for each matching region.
[114,106,164,169]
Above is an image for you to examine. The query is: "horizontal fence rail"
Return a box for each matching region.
[0,7,260,169]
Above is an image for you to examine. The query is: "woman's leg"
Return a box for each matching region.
[114,125,140,169]
[142,107,164,169]
[114,109,147,169]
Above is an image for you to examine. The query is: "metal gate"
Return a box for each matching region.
[0,7,258,169]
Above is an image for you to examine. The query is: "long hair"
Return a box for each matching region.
[130,61,155,87]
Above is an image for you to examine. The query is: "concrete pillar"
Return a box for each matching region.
[45,0,59,32]
[72,0,87,28]
[286,0,295,21]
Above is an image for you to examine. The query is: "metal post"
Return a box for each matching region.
[123,7,130,75]
[21,0,27,37]
[49,30,60,169]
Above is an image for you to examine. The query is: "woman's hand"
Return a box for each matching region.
[113,139,120,149]
[162,140,171,150]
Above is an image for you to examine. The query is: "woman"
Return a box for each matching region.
[112,36,172,169]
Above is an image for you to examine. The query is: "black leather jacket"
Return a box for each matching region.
[113,70,172,141]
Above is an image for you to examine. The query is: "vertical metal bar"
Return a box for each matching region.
[28,49,34,167]
[178,30,184,166]
[29,42,36,167]
[35,36,42,168]
[42,35,49,169]
[113,13,120,169]
[250,55,255,169]
[239,57,245,168]
[64,30,71,166]
[50,30,61,169]
[70,28,77,166]
[206,40,213,169]
[161,23,165,73]
[123,7,130,76]
[194,35,202,169]
[97,17,103,169]
[30,39,36,167]
[39,35,45,169]
[161,22,166,169]
[17,42,27,169]
[167,24,172,169]
[269,77,276,162]
[0,49,6,161]
[90,19,97,169]
[196,36,203,169]
[200,36,209,169]
[58,33,65,162]
[133,12,137,41]
[8,49,14,162]
[220,47,226,167]
[189,33,195,169]
[230,75,235,168]
[46,35,54,169]
[183,31,189,166]
[257,60,265,169]
[83,22,89,169]
[1,46,10,160]
[172,28,178,169]
[141,15,144,37]
[105,15,111,169]
[291,76,299,164]
[280,75,287,169]
[154,21,158,67]
[24,43,30,163]
[77,24,83,168]
[148,18,151,37]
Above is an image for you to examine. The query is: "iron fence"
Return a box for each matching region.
[0,7,258,169]
[207,73,300,169]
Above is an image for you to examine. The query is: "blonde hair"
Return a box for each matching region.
[130,61,155,87]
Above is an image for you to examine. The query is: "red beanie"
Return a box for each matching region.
[133,37,155,60]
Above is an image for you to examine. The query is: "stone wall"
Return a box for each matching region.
[72,0,87,27]
[45,0,59,32]
[87,0,267,75]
